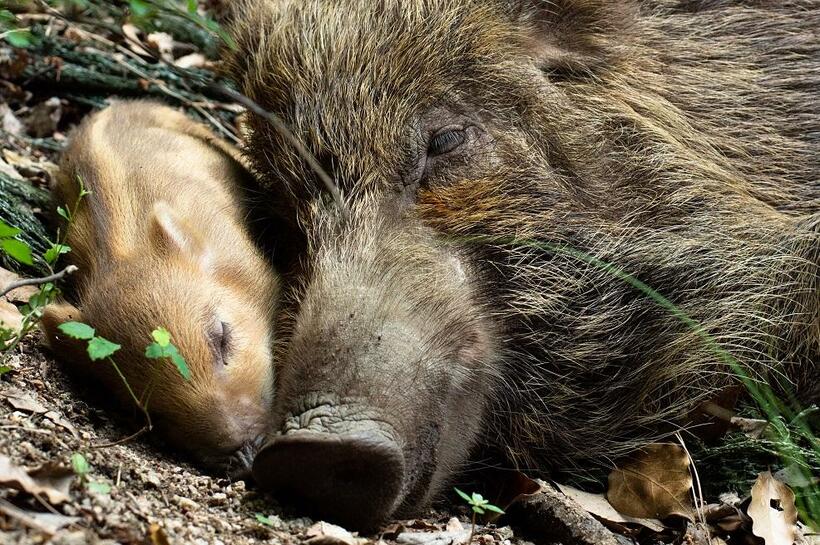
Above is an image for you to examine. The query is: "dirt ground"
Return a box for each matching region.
[1,334,302,544]
[2,335,520,545]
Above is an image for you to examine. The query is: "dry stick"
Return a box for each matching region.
[33,2,240,143]
[91,47,241,145]
[91,425,149,450]
[0,265,78,299]
[676,432,710,545]
[209,84,348,218]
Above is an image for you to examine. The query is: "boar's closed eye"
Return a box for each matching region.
[428,127,467,157]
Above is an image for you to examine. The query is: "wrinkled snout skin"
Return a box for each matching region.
[228,0,820,527]
[254,203,498,527]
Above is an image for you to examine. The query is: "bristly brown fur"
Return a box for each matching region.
[225,0,818,513]
[41,100,279,471]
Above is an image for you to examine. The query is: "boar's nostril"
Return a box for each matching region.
[252,431,404,529]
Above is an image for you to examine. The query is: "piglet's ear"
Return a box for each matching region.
[150,201,212,269]
[512,0,638,78]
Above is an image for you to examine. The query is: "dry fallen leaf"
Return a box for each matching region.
[3,149,33,169]
[44,410,79,439]
[27,462,74,501]
[748,470,798,545]
[305,521,360,545]
[0,499,78,535]
[0,454,71,504]
[396,529,471,545]
[149,523,172,545]
[4,387,48,414]
[0,156,22,180]
[146,32,175,62]
[715,513,746,533]
[174,52,207,69]
[606,443,694,520]
[731,416,769,439]
[0,103,23,135]
[0,299,23,335]
[445,517,464,533]
[556,483,665,533]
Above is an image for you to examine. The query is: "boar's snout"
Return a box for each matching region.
[253,430,404,528]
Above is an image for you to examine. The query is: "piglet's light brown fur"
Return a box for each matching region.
[42,101,277,472]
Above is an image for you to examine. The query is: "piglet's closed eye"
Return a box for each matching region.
[208,319,233,369]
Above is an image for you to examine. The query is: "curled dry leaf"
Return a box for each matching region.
[4,387,48,414]
[555,483,665,533]
[305,521,361,545]
[0,299,23,335]
[0,455,70,504]
[0,103,23,135]
[146,32,175,63]
[730,416,769,439]
[149,523,172,545]
[44,410,79,438]
[748,471,798,545]
[606,443,694,520]
[174,52,207,69]
[0,499,79,535]
[445,517,464,533]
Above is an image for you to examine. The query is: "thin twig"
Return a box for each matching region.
[94,48,240,144]
[0,265,78,299]
[90,424,149,449]
[209,84,348,218]
[677,432,711,545]
[33,1,240,143]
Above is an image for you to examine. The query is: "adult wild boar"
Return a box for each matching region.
[226,0,819,527]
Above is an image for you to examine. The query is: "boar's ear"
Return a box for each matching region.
[512,0,638,78]
[149,201,212,269]
[40,302,92,367]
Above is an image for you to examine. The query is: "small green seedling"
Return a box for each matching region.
[145,327,190,381]
[58,322,121,361]
[1,175,85,364]
[57,321,150,430]
[0,219,34,266]
[455,488,504,544]
[255,513,278,527]
[56,322,191,438]
[70,453,111,495]
[0,9,35,48]
[0,365,11,377]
